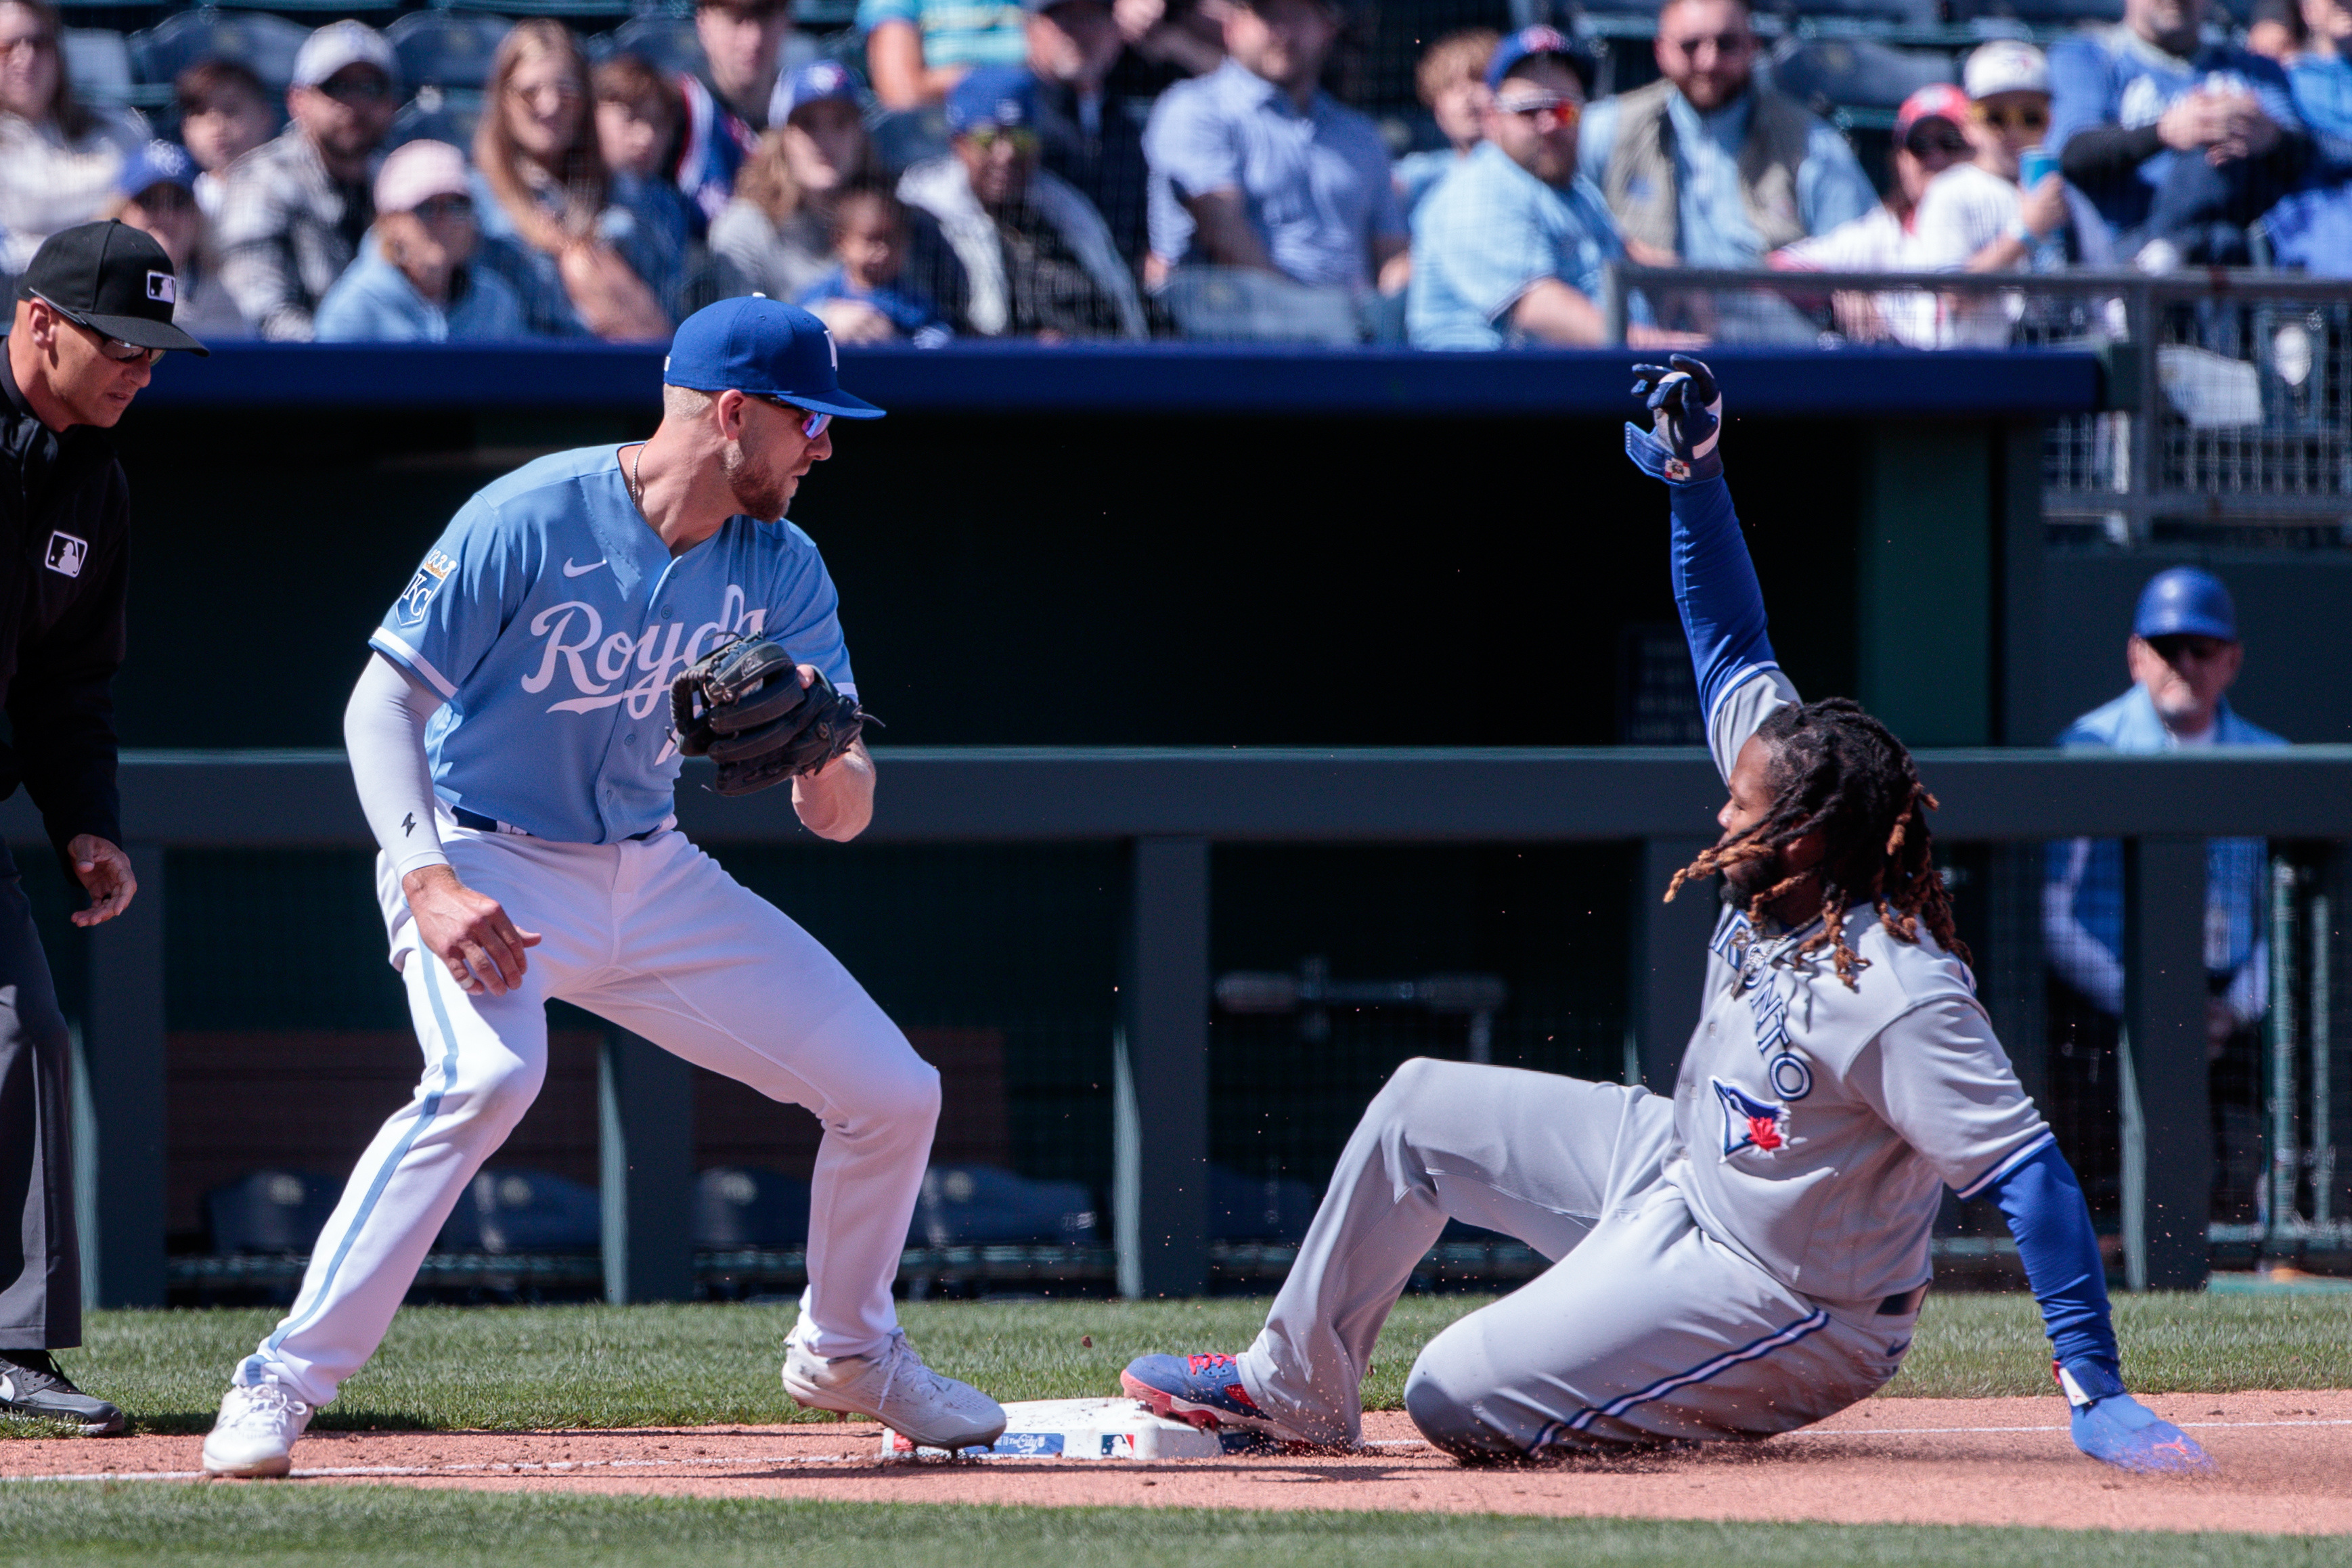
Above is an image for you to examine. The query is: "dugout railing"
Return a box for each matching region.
[1603,265,2352,543]
[21,744,2351,1308]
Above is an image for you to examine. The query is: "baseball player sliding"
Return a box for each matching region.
[200,298,1005,1477]
[1124,358,2212,1476]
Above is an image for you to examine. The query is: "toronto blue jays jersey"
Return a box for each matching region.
[370,445,855,843]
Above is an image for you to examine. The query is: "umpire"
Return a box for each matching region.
[0,221,206,1433]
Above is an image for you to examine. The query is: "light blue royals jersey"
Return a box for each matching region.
[370,445,855,843]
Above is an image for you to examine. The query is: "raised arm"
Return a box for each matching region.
[1623,356,1798,780]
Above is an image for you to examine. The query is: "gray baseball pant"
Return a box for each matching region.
[1233,1058,1914,1456]
[0,861,81,1349]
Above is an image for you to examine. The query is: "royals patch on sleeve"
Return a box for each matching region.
[396,551,458,627]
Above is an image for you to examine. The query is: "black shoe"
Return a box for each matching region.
[0,1350,126,1435]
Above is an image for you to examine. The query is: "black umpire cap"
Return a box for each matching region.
[16,220,210,357]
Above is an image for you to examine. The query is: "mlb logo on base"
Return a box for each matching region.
[45,531,87,578]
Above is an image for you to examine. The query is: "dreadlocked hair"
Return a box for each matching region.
[1661,698,1969,989]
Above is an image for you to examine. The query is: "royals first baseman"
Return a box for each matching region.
[200,298,1006,1477]
[1122,357,2213,1476]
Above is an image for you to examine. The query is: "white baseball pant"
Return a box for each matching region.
[234,819,936,1406]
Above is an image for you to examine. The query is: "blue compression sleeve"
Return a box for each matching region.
[1666,473,1780,723]
[1984,1140,2121,1374]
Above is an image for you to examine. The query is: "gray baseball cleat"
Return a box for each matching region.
[0,1350,125,1435]
[202,1381,313,1478]
[782,1328,1006,1450]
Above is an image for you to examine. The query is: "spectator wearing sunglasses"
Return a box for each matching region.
[0,0,151,278]
[1577,0,1876,270]
[1408,29,1669,349]
[316,141,525,343]
[2047,0,2305,265]
[215,21,400,340]
[900,65,1145,338]
[97,141,250,340]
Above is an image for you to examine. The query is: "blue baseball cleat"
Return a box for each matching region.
[2058,1360,2217,1476]
[1121,1353,1299,1440]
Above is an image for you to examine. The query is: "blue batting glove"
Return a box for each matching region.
[1623,354,1724,485]
[2057,1360,2216,1476]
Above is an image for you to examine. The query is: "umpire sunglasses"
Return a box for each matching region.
[751,393,832,440]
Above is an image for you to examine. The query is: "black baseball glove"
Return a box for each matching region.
[669,635,866,797]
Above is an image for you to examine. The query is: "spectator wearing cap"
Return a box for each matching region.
[1142,0,1406,296]
[315,141,525,343]
[97,141,249,340]
[472,20,677,341]
[2047,0,2306,265]
[2043,568,2286,1220]
[719,62,884,301]
[900,65,1145,337]
[173,60,275,223]
[1027,0,1154,267]
[1909,41,2097,280]
[862,0,1027,110]
[1407,30,1650,350]
[1576,0,1876,269]
[0,221,206,1436]
[1393,28,1497,221]
[0,0,150,278]
[674,0,796,229]
[214,20,398,340]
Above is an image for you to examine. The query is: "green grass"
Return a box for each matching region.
[0,1487,2341,1568]
[23,1291,2352,1438]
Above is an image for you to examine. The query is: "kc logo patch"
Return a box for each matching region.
[396,550,457,626]
[1713,1077,1794,1159]
[146,270,177,305]
[44,531,87,578]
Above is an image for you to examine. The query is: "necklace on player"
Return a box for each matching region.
[627,443,646,508]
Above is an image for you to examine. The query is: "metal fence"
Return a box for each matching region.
[1605,265,2352,542]
[26,746,2352,1309]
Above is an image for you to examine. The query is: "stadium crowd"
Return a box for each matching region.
[1,0,2349,350]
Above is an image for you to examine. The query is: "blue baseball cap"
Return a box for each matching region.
[663,296,885,420]
[2133,566,2238,641]
[115,140,197,200]
[946,64,1038,134]
[1485,25,1578,91]
[770,59,858,127]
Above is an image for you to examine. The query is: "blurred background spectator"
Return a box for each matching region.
[173,59,274,222]
[726,61,879,300]
[2049,0,2307,267]
[901,64,1145,337]
[472,19,673,340]
[1107,0,1222,83]
[316,139,523,342]
[1578,0,1876,271]
[797,181,952,343]
[864,0,1027,108]
[2044,567,2286,1225]
[2249,0,2308,61]
[1408,28,1628,349]
[216,20,396,341]
[99,139,248,340]
[0,0,150,277]
[1393,26,1495,220]
[1029,0,1152,269]
[1909,41,2100,279]
[676,0,794,228]
[2296,0,2352,144]
[1143,0,1406,334]
[594,54,704,274]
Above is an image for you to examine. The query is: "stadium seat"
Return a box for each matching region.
[386,88,484,153]
[587,12,704,74]
[907,1165,1097,1247]
[1208,1165,1318,1244]
[129,9,311,93]
[62,27,133,104]
[206,1170,344,1254]
[1768,37,1954,116]
[1945,0,2124,21]
[693,1167,812,1249]
[386,12,513,93]
[436,1167,601,1254]
[441,0,636,18]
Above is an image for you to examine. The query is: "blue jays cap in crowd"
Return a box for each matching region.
[1486,25,1576,90]
[946,64,1039,134]
[663,296,885,419]
[114,140,197,200]
[770,59,858,127]
[2133,566,2238,642]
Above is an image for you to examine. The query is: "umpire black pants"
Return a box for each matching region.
[0,851,79,1349]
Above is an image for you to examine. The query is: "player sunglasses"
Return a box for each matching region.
[30,292,168,365]
[751,393,832,439]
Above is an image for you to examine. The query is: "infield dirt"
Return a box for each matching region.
[6,1391,2349,1534]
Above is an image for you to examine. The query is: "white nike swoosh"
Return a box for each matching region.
[563,558,608,577]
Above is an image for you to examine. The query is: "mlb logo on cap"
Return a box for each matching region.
[146,271,175,304]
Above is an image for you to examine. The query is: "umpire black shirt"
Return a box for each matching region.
[0,343,127,866]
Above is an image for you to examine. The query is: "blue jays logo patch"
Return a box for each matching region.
[397,551,457,627]
[1713,1077,1793,1159]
